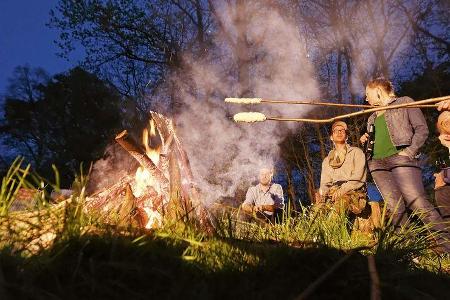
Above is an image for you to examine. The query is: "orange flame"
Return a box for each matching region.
[133,166,163,228]
[143,119,161,165]
[133,118,164,228]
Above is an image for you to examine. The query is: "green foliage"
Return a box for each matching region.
[48,0,210,96]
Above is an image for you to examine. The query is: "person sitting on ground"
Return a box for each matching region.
[434,111,450,226]
[319,121,378,228]
[241,167,284,223]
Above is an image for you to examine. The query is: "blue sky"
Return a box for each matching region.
[0,0,84,95]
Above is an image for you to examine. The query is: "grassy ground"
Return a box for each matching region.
[1,159,450,299]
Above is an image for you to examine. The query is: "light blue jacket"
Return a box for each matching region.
[367,96,429,159]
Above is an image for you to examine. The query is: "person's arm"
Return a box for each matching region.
[242,187,256,214]
[336,149,366,195]
[403,97,429,158]
[319,158,332,196]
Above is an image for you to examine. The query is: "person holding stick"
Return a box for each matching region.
[241,167,285,223]
[434,111,450,227]
[360,78,449,250]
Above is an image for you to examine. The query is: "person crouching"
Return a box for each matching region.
[319,121,380,230]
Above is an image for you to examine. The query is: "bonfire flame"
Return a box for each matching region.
[133,118,165,228]
[143,119,161,165]
[134,167,154,197]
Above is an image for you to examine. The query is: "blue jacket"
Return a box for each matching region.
[367,96,429,159]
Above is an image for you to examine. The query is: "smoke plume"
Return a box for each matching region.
[168,1,320,203]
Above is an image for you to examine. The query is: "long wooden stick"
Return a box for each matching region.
[235,96,449,124]
[264,100,437,109]
[225,97,441,108]
[266,99,373,108]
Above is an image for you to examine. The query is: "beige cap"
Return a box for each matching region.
[437,111,450,133]
[332,121,348,131]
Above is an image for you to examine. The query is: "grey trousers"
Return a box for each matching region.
[369,154,448,234]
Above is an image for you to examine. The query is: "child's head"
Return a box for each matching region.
[437,111,450,148]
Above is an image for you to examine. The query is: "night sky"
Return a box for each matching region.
[0,0,84,95]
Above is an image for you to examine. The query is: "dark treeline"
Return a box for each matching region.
[0,67,124,185]
[0,0,448,198]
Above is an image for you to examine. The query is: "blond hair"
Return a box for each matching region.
[437,111,450,133]
[367,77,396,97]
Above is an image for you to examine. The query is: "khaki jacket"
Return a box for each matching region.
[320,145,367,196]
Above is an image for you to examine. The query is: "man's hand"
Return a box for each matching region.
[241,203,254,214]
[314,191,324,204]
[434,172,446,189]
[331,188,346,202]
[438,100,450,111]
[360,133,369,145]
[253,205,264,213]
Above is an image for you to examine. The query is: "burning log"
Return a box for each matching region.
[115,130,169,186]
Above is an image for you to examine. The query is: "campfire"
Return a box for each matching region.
[81,111,212,230]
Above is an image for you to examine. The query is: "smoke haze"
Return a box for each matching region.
[170,1,320,203]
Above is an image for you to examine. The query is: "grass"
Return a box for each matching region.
[0,159,449,299]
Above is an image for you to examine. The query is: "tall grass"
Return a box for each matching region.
[0,159,449,299]
[0,157,30,216]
